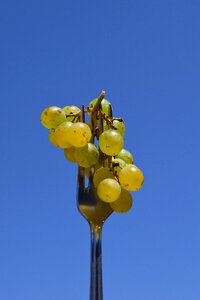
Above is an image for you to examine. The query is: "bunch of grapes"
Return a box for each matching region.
[40,92,144,214]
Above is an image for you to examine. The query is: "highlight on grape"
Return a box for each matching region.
[40,92,144,214]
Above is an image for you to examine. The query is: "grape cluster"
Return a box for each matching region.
[40,93,144,214]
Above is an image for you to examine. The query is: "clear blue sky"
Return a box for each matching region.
[0,0,200,299]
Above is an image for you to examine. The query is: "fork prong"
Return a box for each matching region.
[78,166,85,189]
[89,167,94,185]
[88,167,95,189]
[77,105,85,189]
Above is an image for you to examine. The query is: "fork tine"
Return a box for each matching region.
[77,104,86,190]
[78,166,85,189]
[89,167,94,185]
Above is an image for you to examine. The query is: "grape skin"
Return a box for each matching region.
[62,105,80,122]
[74,143,99,167]
[99,129,124,156]
[110,189,133,213]
[48,129,58,147]
[88,98,111,116]
[64,147,77,162]
[103,119,125,136]
[97,178,121,203]
[116,148,134,164]
[112,119,125,137]
[67,122,92,147]
[119,164,144,191]
[40,106,66,129]
[93,167,115,187]
[54,121,72,148]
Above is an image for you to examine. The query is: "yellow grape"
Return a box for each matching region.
[48,129,58,147]
[74,143,99,167]
[62,105,80,122]
[93,167,115,187]
[116,148,134,164]
[40,106,66,129]
[112,119,125,137]
[99,129,124,156]
[97,178,121,203]
[110,189,133,213]
[64,147,77,162]
[67,122,92,147]
[119,164,144,191]
[54,122,72,148]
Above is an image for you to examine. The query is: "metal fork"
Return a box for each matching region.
[77,92,113,300]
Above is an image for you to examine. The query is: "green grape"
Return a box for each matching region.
[110,188,133,213]
[103,119,125,136]
[74,143,99,167]
[48,129,58,147]
[116,148,134,164]
[54,121,72,148]
[64,147,77,162]
[119,164,144,191]
[93,167,115,187]
[99,129,124,156]
[67,122,92,147]
[112,158,126,176]
[101,99,111,115]
[40,106,66,129]
[62,105,80,122]
[112,119,125,136]
[88,98,111,116]
[103,120,109,131]
[97,178,121,203]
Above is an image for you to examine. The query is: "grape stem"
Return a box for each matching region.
[92,91,106,112]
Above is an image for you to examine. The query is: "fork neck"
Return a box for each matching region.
[90,223,102,237]
[89,223,103,300]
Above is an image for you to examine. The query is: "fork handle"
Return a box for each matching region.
[90,224,103,300]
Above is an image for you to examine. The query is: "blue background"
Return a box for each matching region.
[0,0,200,299]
